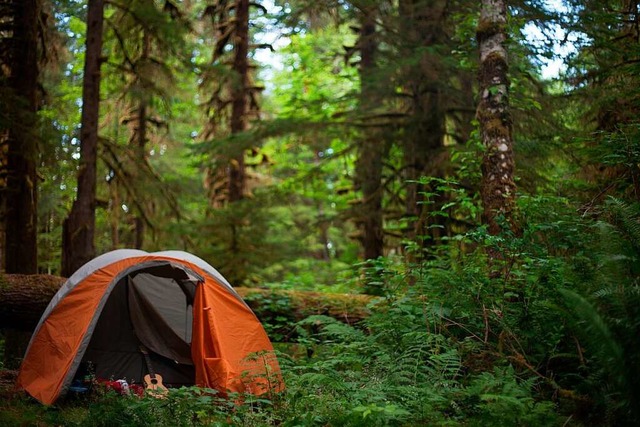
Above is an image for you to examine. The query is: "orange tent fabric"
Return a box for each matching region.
[16,250,283,405]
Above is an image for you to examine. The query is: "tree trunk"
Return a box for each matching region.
[0,274,66,330]
[0,274,372,337]
[1,0,41,370]
[4,0,40,275]
[355,5,386,262]
[476,0,516,236]
[61,0,104,277]
[228,0,249,203]
[133,31,151,249]
[109,178,120,249]
[399,0,447,250]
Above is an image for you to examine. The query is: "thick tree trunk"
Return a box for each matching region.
[1,0,41,370]
[61,0,104,277]
[228,0,249,203]
[0,274,65,330]
[0,274,372,335]
[355,5,386,262]
[476,0,516,235]
[4,0,39,274]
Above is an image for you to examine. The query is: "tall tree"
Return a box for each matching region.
[202,0,260,207]
[103,0,186,250]
[354,2,386,260]
[397,0,448,249]
[61,0,105,276]
[228,0,250,203]
[199,0,264,283]
[564,0,640,203]
[1,0,41,274]
[476,0,516,235]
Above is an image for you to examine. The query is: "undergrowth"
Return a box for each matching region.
[2,197,640,426]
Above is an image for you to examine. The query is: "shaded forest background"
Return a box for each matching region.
[2,0,640,426]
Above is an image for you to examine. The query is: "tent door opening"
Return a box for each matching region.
[80,264,200,387]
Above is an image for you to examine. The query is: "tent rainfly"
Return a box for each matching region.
[16,249,283,405]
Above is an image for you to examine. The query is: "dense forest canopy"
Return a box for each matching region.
[1,0,640,425]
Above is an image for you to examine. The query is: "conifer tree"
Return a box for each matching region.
[0,0,41,274]
[61,0,104,276]
[101,0,186,249]
[201,0,262,207]
[565,0,640,203]
[354,1,386,261]
[198,0,265,283]
[397,0,448,247]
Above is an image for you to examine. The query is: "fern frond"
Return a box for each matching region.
[559,288,627,387]
[606,197,640,254]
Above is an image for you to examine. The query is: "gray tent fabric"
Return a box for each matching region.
[129,270,194,365]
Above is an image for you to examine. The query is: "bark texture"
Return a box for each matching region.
[61,0,104,276]
[476,0,516,235]
[0,274,65,330]
[355,5,386,261]
[228,0,249,203]
[3,0,40,274]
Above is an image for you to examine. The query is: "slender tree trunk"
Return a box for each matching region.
[4,0,39,275]
[109,178,120,249]
[229,0,249,203]
[356,5,385,261]
[476,0,516,235]
[133,31,151,249]
[61,0,104,277]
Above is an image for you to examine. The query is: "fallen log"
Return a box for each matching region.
[0,274,372,333]
[0,274,66,331]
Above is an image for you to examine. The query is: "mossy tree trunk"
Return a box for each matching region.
[476,0,517,236]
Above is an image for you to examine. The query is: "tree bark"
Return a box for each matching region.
[399,0,447,250]
[61,0,104,277]
[228,0,249,203]
[355,4,386,262]
[0,274,65,330]
[0,274,372,334]
[476,0,516,235]
[133,30,151,250]
[4,0,40,274]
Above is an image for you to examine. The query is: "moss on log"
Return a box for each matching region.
[236,287,372,325]
[0,274,372,335]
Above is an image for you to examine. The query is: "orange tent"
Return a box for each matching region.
[17,249,283,405]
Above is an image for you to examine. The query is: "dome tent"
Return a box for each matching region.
[17,249,282,405]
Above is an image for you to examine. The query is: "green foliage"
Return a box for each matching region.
[81,387,242,427]
[559,199,640,426]
[13,1,640,426]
